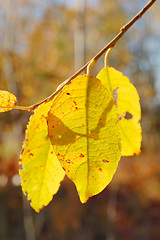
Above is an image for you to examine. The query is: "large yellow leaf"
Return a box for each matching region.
[97,67,142,156]
[48,75,121,203]
[19,100,65,212]
[0,90,17,112]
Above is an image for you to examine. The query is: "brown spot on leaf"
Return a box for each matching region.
[79,153,84,158]
[29,153,34,157]
[99,168,102,171]
[118,115,123,120]
[103,159,109,163]
[73,100,77,105]
[41,114,47,120]
[21,149,24,155]
[66,92,70,95]
[125,112,133,120]
[62,167,66,171]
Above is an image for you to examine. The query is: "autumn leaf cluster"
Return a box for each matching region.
[0,64,141,212]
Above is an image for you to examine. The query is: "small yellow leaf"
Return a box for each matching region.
[97,67,142,156]
[19,100,65,212]
[0,90,17,112]
[48,75,121,203]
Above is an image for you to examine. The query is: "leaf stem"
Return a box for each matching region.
[15,0,156,111]
[104,48,113,92]
[87,58,97,76]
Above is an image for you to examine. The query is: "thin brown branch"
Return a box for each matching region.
[16,0,156,111]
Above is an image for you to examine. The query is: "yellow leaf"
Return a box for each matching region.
[19,100,65,212]
[0,90,17,112]
[119,118,142,155]
[48,75,121,203]
[97,67,142,156]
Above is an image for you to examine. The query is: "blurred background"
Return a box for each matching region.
[0,0,160,239]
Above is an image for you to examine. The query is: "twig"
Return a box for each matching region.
[15,0,156,111]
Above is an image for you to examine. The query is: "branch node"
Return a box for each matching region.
[87,58,97,76]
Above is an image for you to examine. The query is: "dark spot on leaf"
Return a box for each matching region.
[133,153,137,156]
[118,115,123,120]
[66,159,71,163]
[73,100,77,105]
[99,168,102,171]
[52,125,54,128]
[75,107,78,110]
[21,149,24,155]
[40,114,47,120]
[66,92,70,95]
[62,167,66,171]
[29,153,34,157]
[125,112,133,120]
[51,151,53,154]
[103,159,109,163]
[57,153,60,156]
[79,153,84,157]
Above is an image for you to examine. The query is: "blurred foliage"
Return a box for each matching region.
[0,0,160,239]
